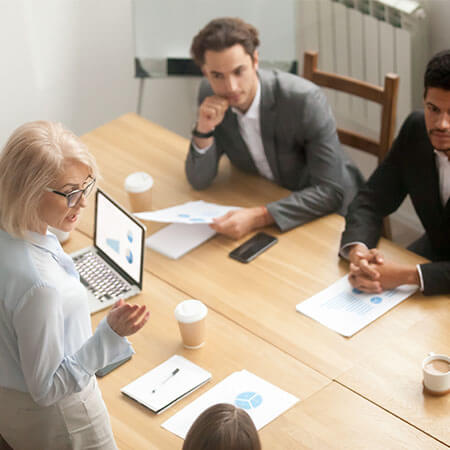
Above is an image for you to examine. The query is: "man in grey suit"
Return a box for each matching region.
[186,17,363,239]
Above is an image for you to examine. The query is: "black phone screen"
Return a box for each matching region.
[229,232,278,263]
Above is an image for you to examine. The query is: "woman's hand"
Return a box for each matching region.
[107,299,149,337]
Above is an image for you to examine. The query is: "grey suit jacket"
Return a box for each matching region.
[185,69,363,231]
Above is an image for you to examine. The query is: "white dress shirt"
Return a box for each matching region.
[193,81,275,181]
[435,149,450,205]
[340,149,450,290]
[0,229,134,407]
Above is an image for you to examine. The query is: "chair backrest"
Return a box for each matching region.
[303,51,399,238]
[303,51,399,165]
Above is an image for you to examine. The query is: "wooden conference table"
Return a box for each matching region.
[72,114,449,448]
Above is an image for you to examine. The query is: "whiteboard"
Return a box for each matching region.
[133,0,297,76]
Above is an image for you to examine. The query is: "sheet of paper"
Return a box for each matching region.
[120,355,211,414]
[135,200,239,224]
[296,275,418,337]
[145,223,216,259]
[161,369,299,439]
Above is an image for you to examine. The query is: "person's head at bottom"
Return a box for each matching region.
[182,403,261,450]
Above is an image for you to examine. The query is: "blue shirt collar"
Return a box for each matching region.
[26,230,80,280]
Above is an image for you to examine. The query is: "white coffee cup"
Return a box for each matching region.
[48,226,70,244]
[124,172,154,213]
[422,353,450,396]
[174,300,208,349]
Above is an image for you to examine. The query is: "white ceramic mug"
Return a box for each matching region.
[422,352,450,396]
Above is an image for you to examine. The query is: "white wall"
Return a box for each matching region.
[0,0,138,146]
[427,0,450,55]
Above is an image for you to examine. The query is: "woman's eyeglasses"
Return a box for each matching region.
[45,177,96,208]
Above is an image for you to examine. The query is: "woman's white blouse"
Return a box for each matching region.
[0,229,134,407]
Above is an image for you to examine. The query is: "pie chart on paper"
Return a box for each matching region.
[235,392,263,410]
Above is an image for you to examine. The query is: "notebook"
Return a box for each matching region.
[121,355,211,414]
[145,223,216,259]
[71,189,146,314]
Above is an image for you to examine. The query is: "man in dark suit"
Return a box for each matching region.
[340,49,450,296]
[186,17,363,239]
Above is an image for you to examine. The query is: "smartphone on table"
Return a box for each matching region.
[229,232,278,263]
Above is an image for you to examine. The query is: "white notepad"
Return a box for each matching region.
[296,275,418,337]
[162,370,299,439]
[120,355,211,414]
[145,223,216,259]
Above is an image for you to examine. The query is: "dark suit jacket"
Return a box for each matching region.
[185,69,363,232]
[341,111,450,295]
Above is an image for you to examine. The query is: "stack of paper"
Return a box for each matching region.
[121,355,211,414]
[296,275,418,337]
[161,369,299,439]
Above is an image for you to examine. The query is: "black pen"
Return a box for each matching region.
[151,368,180,394]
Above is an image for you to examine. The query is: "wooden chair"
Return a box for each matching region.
[303,51,399,238]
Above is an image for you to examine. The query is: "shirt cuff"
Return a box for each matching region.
[192,139,214,154]
[75,317,135,376]
[339,242,368,260]
[416,264,424,291]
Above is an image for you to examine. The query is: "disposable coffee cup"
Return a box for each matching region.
[124,172,153,213]
[422,353,450,396]
[174,300,208,349]
[48,226,70,244]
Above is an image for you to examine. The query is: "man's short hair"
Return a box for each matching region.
[424,49,450,96]
[190,17,260,67]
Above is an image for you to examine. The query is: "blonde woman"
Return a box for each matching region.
[0,121,149,450]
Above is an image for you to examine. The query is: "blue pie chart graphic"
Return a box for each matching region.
[127,230,133,243]
[234,392,263,410]
[126,249,133,264]
[370,296,382,304]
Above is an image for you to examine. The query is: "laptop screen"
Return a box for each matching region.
[94,189,145,287]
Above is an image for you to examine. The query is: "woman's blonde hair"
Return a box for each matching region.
[0,120,98,238]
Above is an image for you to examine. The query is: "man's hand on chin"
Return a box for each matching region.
[210,206,274,239]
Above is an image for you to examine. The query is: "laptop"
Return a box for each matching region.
[71,189,146,314]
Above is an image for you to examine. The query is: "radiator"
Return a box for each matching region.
[296,0,428,137]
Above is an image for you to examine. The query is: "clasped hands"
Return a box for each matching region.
[348,244,420,293]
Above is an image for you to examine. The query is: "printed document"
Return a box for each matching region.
[161,369,299,439]
[135,200,239,224]
[296,275,417,337]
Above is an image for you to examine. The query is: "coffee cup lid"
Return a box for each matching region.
[124,172,153,193]
[174,299,207,323]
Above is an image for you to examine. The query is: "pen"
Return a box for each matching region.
[151,368,180,394]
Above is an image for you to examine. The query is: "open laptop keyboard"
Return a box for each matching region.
[73,251,132,302]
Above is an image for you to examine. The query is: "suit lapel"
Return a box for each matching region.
[259,70,281,182]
